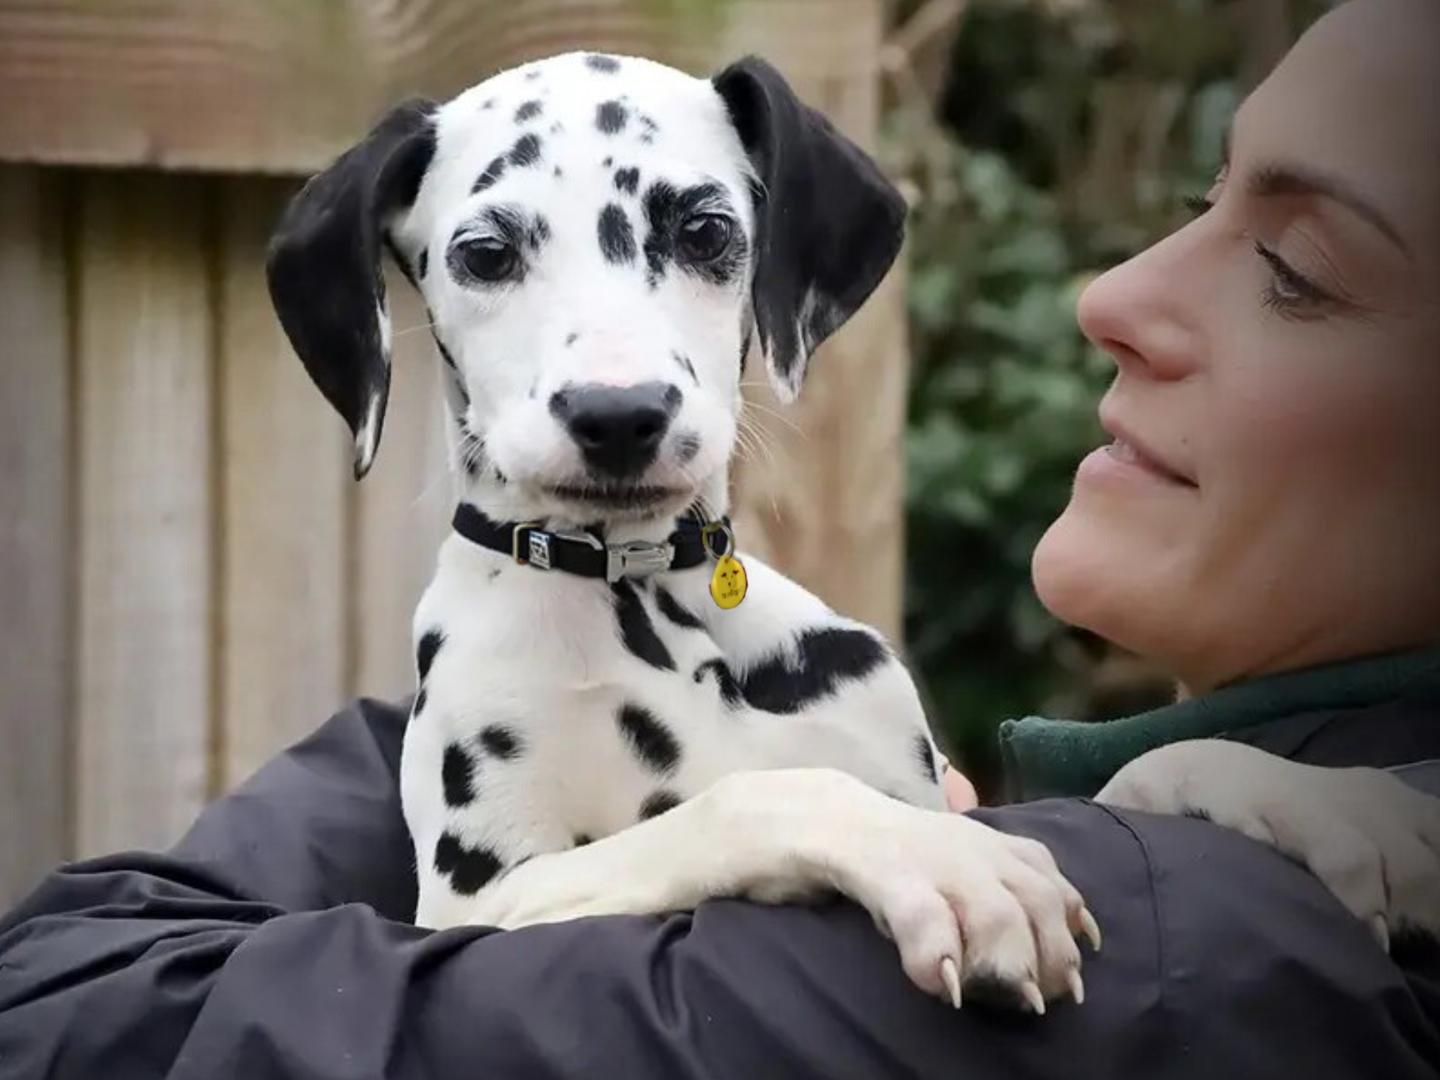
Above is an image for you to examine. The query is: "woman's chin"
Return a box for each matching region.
[1031,502,1164,655]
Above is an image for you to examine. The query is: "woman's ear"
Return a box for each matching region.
[266,98,437,479]
[711,56,907,402]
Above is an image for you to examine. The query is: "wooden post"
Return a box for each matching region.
[73,173,212,856]
[217,178,350,790]
[0,166,71,903]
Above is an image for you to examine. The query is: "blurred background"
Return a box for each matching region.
[0,0,1327,906]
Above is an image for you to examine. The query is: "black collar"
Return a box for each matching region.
[452,503,728,584]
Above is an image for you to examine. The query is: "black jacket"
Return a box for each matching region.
[1,690,1437,1080]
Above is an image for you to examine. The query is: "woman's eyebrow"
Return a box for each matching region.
[1248,164,1411,259]
[1222,121,1410,259]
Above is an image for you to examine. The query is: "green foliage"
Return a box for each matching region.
[880,0,1326,794]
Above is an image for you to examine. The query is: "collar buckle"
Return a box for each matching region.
[512,521,543,567]
[606,540,674,583]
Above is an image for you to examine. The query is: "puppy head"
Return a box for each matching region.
[267,52,905,527]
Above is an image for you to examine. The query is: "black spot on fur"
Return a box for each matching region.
[481,97,496,110]
[473,156,507,193]
[693,658,741,706]
[434,335,458,370]
[515,100,543,122]
[417,248,429,278]
[451,375,471,412]
[639,790,682,820]
[655,586,703,629]
[586,53,621,73]
[442,744,477,806]
[508,133,542,168]
[553,165,563,178]
[529,214,552,250]
[565,331,579,346]
[417,629,445,681]
[672,351,697,383]
[674,431,701,465]
[641,180,744,289]
[1183,806,1214,823]
[612,581,675,671]
[573,833,594,847]
[412,686,428,715]
[596,100,628,135]
[480,724,522,760]
[638,115,659,144]
[617,703,680,776]
[460,438,485,477]
[739,628,889,714]
[524,68,542,81]
[697,629,890,715]
[640,180,681,286]
[434,833,503,895]
[914,731,939,784]
[598,203,637,265]
[614,167,640,195]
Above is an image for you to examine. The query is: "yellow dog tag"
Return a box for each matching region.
[709,554,748,609]
[702,521,747,609]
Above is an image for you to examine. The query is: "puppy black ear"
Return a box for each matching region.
[712,56,906,401]
[266,98,437,479]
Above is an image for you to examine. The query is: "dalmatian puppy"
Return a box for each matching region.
[267,49,1097,1013]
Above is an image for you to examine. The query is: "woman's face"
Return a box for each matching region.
[1031,0,1440,693]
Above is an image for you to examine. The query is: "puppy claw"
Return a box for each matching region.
[1022,980,1045,1016]
[1080,909,1102,952]
[1067,969,1085,1006]
[940,957,962,1009]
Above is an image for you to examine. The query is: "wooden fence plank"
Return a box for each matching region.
[0,0,700,174]
[74,171,212,856]
[0,165,72,903]
[217,178,349,789]
[351,270,453,702]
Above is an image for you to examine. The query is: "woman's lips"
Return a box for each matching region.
[1077,438,1199,490]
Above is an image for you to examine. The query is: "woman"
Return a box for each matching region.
[1,1,1436,1077]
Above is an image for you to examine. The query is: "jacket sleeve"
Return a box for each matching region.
[1,699,1435,1080]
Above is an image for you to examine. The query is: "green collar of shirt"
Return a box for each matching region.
[998,645,1440,801]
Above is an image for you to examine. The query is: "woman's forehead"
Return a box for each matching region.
[1236,0,1440,259]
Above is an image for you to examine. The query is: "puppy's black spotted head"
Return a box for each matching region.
[267,49,904,534]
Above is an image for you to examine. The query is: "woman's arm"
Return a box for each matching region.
[1,698,1433,1080]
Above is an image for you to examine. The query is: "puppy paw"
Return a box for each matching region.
[1098,739,1440,949]
[831,796,1099,1013]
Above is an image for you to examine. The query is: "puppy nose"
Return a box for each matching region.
[549,381,681,477]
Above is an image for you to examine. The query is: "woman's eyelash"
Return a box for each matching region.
[1182,194,1214,218]
[1252,240,1334,317]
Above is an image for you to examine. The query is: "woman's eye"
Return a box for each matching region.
[677,214,733,262]
[1253,240,1334,319]
[458,238,518,282]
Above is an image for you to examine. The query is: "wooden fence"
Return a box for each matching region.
[0,0,909,908]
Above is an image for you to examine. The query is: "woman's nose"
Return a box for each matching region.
[1075,230,1206,381]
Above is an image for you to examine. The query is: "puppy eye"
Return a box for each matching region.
[676,214,732,263]
[457,237,519,282]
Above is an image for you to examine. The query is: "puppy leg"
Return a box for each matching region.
[448,767,1098,1012]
